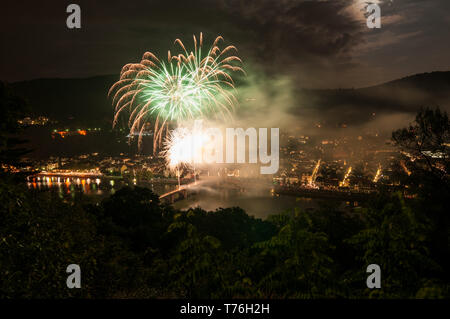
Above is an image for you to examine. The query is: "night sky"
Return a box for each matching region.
[1,0,449,88]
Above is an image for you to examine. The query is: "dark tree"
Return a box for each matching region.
[391,107,450,293]
[392,107,450,193]
[0,82,30,168]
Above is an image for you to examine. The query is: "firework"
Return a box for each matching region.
[373,164,382,183]
[162,126,211,188]
[339,166,352,187]
[308,159,321,188]
[108,33,244,152]
[162,126,210,170]
[163,127,193,170]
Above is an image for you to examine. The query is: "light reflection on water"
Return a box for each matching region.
[27,176,332,219]
[173,187,321,219]
[27,176,177,200]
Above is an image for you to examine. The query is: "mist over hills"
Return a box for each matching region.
[293,71,450,127]
[8,71,450,128]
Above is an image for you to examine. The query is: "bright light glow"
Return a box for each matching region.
[163,126,211,170]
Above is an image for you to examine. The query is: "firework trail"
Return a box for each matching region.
[109,32,244,152]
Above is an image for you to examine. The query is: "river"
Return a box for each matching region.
[27,175,345,219]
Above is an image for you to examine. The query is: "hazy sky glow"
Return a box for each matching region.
[1,0,449,88]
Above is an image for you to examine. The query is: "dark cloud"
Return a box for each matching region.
[351,0,450,86]
[1,0,449,88]
[221,0,363,56]
[216,0,366,87]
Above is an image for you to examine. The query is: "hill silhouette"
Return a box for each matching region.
[294,71,450,125]
[10,75,118,126]
[8,71,450,126]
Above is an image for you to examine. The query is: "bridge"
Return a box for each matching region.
[159,186,190,204]
[158,177,378,205]
[274,186,376,201]
[158,177,220,204]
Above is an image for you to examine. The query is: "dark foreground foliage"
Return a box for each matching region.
[0,84,449,298]
[0,182,448,298]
